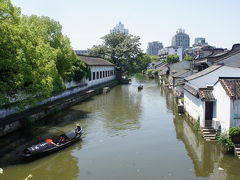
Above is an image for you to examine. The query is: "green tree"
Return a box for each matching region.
[149,55,160,62]
[164,55,179,64]
[135,54,152,73]
[89,33,142,75]
[0,0,88,106]
[184,55,193,61]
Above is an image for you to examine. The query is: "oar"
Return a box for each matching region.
[51,127,65,134]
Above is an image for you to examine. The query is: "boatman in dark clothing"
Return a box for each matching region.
[75,123,82,135]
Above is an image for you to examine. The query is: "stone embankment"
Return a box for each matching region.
[0,80,119,137]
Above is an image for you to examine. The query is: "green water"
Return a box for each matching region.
[0,75,240,180]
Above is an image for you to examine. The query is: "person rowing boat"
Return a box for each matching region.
[75,123,82,135]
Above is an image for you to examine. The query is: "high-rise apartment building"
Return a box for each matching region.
[147,41,163,56]
[193,37,208,47]
[171,28,190,50]
[110,22,129,35]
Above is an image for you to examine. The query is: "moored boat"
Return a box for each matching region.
[138,85,143,90]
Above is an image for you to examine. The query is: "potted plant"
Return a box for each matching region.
[229,127,240,144]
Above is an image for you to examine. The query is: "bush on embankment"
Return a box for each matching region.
[217,133,235,152]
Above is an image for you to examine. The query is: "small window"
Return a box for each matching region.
[93,72,95,80]
[100,71,102,78]
[97,72,99,79]
[89,71,92,81]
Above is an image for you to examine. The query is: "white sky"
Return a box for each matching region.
[12,0,240,52]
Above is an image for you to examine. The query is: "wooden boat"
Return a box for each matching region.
[138,85,143,90]
[22,130,83,158]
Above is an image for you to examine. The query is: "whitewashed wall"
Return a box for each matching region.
[86,66,116,88]
[0,65,116,119]
[184,90,205,126]
[212,82,231,133]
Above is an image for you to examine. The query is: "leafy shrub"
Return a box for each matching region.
[146,69,155,77]
[194,119,200,132]
[229,127,240,137]
[217,133,235,151]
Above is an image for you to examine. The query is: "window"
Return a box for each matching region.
[89,71,92,81]
[103,71,105,78]
[97,72,99,79]
[93,72,95,80]
[100,71,102,78]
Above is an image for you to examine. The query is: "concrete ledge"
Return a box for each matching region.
[0,80,119,137]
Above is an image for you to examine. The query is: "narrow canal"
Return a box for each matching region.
[0,75,240,180]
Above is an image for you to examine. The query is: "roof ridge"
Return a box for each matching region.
[185,65,222,81]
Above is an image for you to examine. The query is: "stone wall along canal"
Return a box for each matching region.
[0,75,240,180]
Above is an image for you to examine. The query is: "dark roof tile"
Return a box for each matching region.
[199,89,215,101]
[185,65,222,81]
[79,56,114,66]
[183,83,198,96]
[220,79,240,99]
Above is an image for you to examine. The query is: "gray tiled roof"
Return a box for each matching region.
[185,65,222,81]
[183,83,198,96]
[172,69,191,78]
[79,56,115,66]
[198,89,215,101]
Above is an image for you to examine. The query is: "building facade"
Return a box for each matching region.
[146,41,163,56]
[110,22,129,35]
[212,78,240,133]
[158,46,183,61]
[171,28,190,50]
[183,65,240,131]
[79,56,116,88]
[193,37,208,47]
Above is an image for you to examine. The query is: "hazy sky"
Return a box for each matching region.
[12,0,240,51]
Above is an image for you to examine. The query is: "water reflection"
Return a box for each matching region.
[1,145,80,180]
[102,85,142,133]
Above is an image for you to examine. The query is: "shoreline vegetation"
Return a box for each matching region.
[0,0,89,108]
[0,0,156,109]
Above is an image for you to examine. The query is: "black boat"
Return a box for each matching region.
[138,85,143,90]
[22,130,82,158]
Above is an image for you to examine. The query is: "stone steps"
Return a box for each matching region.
[234,146,240,159]
[201,128,217,141]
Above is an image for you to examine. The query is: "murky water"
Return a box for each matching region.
[0,75,240,180]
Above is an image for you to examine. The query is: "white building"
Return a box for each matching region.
[110,21,129,35]
[183,65,240,131]
[212,78,240,133]
[158,46,183,61]
[79,56,116,87]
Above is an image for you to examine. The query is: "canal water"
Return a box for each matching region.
[0,75,240,180]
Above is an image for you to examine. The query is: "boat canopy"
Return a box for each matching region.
[60,131,76,140]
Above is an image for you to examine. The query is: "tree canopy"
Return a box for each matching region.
[164,55,179,64]
[89,33,148,75]
[0,0,88,106]
[184,55,193,61]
